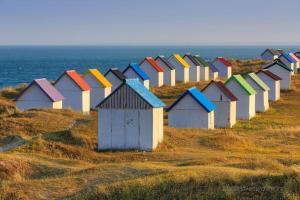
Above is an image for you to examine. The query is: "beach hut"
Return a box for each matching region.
[263,60,292,90]
[295,52,300,58]
[54,70,90,113]
[104,68,127,92]
[83,69,112,108]
[202,81,237,128]
[16,78,64,111]
[97,79,165,151]
[155,55,176,86]
[279,53,295,75]
[194,55,209,81]
[277,49,285,55]
[208,62,219,80]
[260,48,280,60]
[225,75,256,120]
[139,57,164,87]
[256,70,281,101]
[212,57,232,79]
[244,73,270,112]
[168,54,190,83]
[167,87,216,129]
[183,54,200,82]
[289,53,300,73]
[123,63,150,89]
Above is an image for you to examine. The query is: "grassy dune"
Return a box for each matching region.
[0,60,300,200]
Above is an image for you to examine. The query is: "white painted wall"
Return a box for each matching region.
[123,68,150,89]
[266,65,291,90]
[54,75,89,112]
[200,67,209,81]
[139,61,164,87]
[183,57,200,82]
[257,73,280,101]
[98,108,163,151]
[84,74,112,108]
[168,57,189,83]
[16,84,62,110]
[155,59,176,86]
[168,94,214,129]
[209,70,218,80]
[213,60,231,79]
[226,80,255,120]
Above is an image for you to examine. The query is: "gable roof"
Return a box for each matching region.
[155,55,175,70]
[202,80,238,101]
[289,53,300,62]
[279,53,295,63]
[261,48,280,56]
[183,54,199,66]
[171,54,190,68]
[97,79,165,108]
[208,62,218,72]
[256,70,282,81]
[214,57,232,67]
[277,49,285,54]
[123,63,150,81]
[245,73,270,91]
[55,70,91,91]
[84,69,112,88]
[140,57,164,72]
[194,55,209,67]
[105,68,127,81]
[264,60,293,72]
[225,74,256,96]
[167,87,216,113]
[17,78,64,102]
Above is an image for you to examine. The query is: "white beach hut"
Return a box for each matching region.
[16,78,64,111]
[202,81,237,128]
[83,69,112,108]
[244,73,270,112]
[279,53,295,75]
[261,48,280,60]
[183,54,200,82]
[104,68,127,92]
[208,62,219,80]
[155,55,176,86]
[139,57,164,87]
[167,87,216,129]
[97,79,166,151]
[289,53,300,73]
[225,75,256,120]
[263,60,292,90]
[123,63,150,89]
[168,54,190,83]
[212,57,232,79]
[256,70,281,101]
[194,55,209,81]
[54,70,91,113]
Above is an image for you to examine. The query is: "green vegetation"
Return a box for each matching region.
[0,59,299,200]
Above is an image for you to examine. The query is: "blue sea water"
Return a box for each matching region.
[0,45,299,88]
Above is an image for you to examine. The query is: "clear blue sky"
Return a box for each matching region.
[1,0,300,45]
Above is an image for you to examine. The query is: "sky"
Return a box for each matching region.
[0,0,300,46]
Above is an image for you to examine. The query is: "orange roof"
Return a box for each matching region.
[85,69,112,88]
[65,70,91,91]
[144,57,164,72]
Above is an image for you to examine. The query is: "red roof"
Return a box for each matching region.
[65,70,91,91]
[144,57,164,72]
[216,57,232,67]
[256,70,282,81]
[202,80,238,101]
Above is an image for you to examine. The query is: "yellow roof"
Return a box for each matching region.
[86,69,112,88]
[174,54,190,68]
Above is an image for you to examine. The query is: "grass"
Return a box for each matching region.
[0,59,299,199]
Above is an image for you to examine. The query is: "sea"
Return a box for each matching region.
[0,45,299,88]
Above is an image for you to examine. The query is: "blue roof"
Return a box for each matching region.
[126,79,165,108]
[124,63,150,80]
[167,87,216,112]
[280,53,295,63]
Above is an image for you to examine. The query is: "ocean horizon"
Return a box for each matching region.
[0,45,299,88]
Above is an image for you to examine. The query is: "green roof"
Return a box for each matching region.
[194,55,209,67]
[246,73,270,91]
[225,75,256,96]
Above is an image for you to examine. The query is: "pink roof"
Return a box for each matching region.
[216,57,232,67]
[289,53,300,62]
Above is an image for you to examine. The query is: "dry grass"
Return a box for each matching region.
[0,59,299,199]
